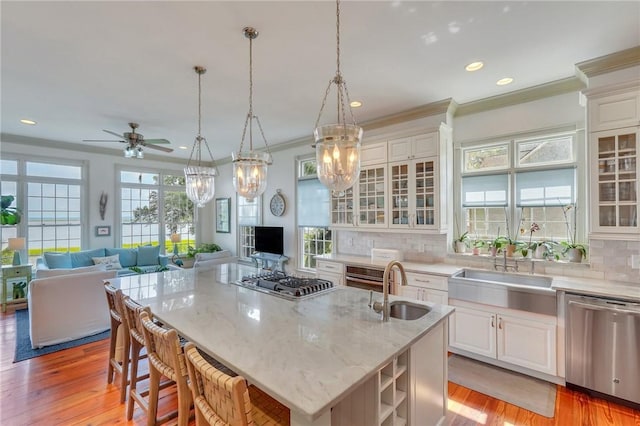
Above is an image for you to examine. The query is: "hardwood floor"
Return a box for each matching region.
[2,310,639,426]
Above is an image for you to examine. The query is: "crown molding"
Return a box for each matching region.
[576,45,640,79]
[455,77,586,117]
[360,98,455,131]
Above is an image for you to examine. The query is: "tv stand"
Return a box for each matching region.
[250,252,288,273]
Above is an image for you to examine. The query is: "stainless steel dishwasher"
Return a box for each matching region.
[565,293,640,408]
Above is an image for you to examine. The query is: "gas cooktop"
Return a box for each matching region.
[236,271,335,300]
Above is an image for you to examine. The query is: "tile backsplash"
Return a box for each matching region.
[336,231,640,284]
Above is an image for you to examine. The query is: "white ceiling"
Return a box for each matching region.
[2,1,639,161]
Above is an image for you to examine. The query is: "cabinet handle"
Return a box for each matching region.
[498,317,503,329]
[491,315,495,328]
[414,278,431,283]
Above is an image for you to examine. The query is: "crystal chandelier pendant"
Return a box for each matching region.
[184,66,218,208]
[313,0,362,194]
[232,151,271,202]
[233,27,272,201]
[314,124,362,195]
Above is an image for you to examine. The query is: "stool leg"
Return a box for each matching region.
[147,365,160,426]
[107,317,119,384]
[177,378,193,426]
[119,333,131,404]
[127,341,141,420]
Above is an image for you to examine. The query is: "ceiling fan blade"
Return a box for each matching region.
[83,139,125,143]
[144,138,171,144]
[103,129,124,139]
[144,144,173,153]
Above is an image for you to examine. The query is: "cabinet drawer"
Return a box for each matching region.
[589,91,640,131]
[405,272,447,291]
[316,261,344,274]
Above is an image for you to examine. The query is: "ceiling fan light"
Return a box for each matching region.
[314,124,362,194]
[136,147,144,159]
[232,151,271,202]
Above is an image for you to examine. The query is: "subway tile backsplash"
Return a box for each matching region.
[336,231,640,284]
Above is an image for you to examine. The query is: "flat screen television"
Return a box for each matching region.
[254,226,284,256]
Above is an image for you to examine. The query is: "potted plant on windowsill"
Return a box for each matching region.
[488,230,507,257]
[453,231,469,254]
[561,204,586,263]
[471,239,486,255]
[1,195,21,225]
[520,222,540,258]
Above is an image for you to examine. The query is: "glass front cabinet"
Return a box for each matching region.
[591,127,639,233]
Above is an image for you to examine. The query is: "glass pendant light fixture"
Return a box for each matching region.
[232,27,272,202]
[185,66,218,208]
[313,0,362,195]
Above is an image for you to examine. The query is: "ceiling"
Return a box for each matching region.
[2,1,639,161]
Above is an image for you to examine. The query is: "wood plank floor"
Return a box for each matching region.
[2,310,639,426]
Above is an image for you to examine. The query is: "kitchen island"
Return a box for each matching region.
[109,263,454,426]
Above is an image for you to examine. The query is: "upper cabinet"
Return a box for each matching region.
[586,83,640,235]
[330,124,451,233]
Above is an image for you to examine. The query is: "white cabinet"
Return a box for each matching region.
[330,164,387,228]
[590,127,638,233]
[589,89,640,132]
[378,350,408,426]
[361,141,388,166]
[389,157,438,230]
[316,260,344,286]
[388,133,437,162]
[397,271,448,305]
[449,300,557,376]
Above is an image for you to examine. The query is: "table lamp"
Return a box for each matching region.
[170,233,181,255]
[8,237,25,266]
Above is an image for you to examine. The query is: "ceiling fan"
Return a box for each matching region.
[83,122,173,158]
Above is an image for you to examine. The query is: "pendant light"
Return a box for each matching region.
[313,0,362,196]
[232,27,272,202]
[185,66,218,208]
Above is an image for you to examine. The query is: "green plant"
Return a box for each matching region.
[520,222,540,257]
[455,231,469,243]
[186,243,222,258]
[561,204,587,258]
[536,241,560,260]
[1,195,22,225]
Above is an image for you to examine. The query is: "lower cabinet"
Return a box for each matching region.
[449,300,557,376]
[316,260,344,286]
[397,271,448,305]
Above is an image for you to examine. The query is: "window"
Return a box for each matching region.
[297,157,331,270]
[1,157,85,265]
[460,132,577,243]
[237,195,261,261]
[119,170,194,252]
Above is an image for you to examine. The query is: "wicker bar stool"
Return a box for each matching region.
[140,311,193,426]
[184,342,290,426]
[104,284,130,403]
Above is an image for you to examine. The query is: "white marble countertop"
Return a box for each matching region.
[552,276,640,301]
[109,263,454,422]
[315,253,462,276]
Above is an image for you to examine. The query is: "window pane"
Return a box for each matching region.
[297,178,330,227]
[1,159,17,175]
[517,134,573,166]
[120,171,158,184]
[300,227,332,269]
[462,174,508,207]
[300,159,317,177]
[238,196,260,225]
[463,144,509,173]
[163,174,185,186]
[26,162,81,179]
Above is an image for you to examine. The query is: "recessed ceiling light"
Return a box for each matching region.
[465,61,484,72]
[496,77,514,86]
[350,101,362,108]
[179,146,189,150]
[20,119,36,125]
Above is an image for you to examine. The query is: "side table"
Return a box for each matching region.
[2,264,32,312]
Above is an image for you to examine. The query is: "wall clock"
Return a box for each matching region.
[269,189,286,216]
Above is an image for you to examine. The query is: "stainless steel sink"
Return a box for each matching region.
[448,268,556,316]
[452,269,552,288]
[389,301,431,320]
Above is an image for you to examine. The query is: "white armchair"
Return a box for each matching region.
[193,250,237,270]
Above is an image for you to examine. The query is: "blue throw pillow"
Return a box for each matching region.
[137,245,160,266]
[70,248,106,267]
[106,248,137,268]
[43,252,72,269]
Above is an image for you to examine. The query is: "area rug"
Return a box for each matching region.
[448,354,557,418]
[13,309,110,363]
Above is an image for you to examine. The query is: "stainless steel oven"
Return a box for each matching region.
[344,265,394,293]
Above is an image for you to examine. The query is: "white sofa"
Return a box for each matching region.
[28,269,117,349]
[192,250,237,270]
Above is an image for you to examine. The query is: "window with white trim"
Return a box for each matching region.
[119,170,194,252]
[237,195,261,261]
[297,157,332,270]
[460,132,578,243]
[1,157,85,265]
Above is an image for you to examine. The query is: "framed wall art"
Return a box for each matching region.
[216,198,231,233]
[95,225,111,237]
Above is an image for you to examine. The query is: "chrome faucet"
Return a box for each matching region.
[370,260,407,322]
